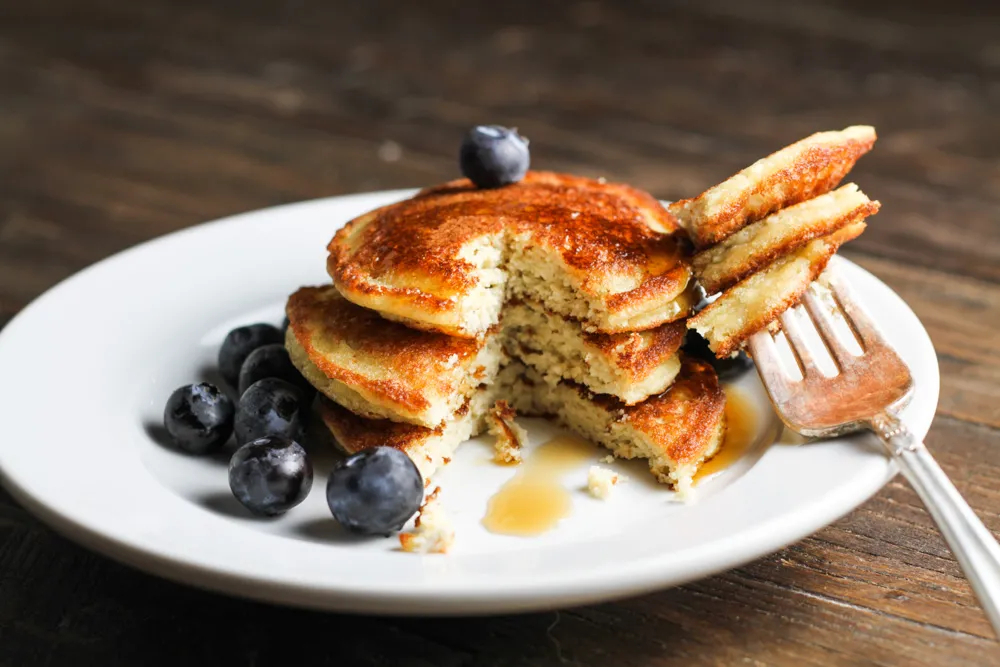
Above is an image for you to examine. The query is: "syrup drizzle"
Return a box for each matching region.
[482,434,592,536]
[694,386,758,483]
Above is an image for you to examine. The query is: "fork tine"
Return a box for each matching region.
[779,307,822,378]
[803,285,859,368]
[747,330,796,401]
[823,269,882,349]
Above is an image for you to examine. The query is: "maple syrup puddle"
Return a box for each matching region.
[482,434,593,537]
[693,386,758,484]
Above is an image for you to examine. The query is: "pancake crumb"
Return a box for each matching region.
[488,400,527,464]
[588,466,626,499]
[400,487,454,554]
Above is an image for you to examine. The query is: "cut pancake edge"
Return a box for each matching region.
[502,299,686,405]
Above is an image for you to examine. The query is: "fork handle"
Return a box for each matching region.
[871,412,1000,636]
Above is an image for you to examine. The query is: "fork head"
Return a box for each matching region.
[747,265,914,438]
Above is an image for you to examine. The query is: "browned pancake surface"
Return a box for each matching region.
[328,171,691,335]
[287,285,488,419]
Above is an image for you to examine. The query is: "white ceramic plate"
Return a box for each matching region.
[0,190,938,615]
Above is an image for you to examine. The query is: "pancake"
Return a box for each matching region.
[316,385,498,482]
[286,285,502,428]
[693,183,880,294]
[501,299,686,405]
[328,171,694,339]
[317,358,726,495]
[669,126,876,248]
[688,222,866,357]
[498,358,725,497]
[288,286,688,425]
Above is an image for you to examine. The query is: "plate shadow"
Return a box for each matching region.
[195,490,278,520]
[290,517,381,545]
[143,422,233,466]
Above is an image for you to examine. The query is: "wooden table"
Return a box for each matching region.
[2,0,999,664]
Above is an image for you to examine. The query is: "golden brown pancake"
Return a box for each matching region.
[693,183,880,294]
[286,285,502,428]
[328,171,693,338]
[316,387,498,482]
[688,222,866,357]
[669,126,876,248]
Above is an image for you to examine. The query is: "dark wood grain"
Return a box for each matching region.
[2,0,1000,664]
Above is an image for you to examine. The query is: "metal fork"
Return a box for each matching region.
[748,266,1000,636]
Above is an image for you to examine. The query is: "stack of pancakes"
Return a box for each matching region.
[285,127,881,497]
[286,172,726,495]
[675,126,881,357]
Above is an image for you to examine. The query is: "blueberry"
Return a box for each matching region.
[683,330,754,380]
[459,125,530,189]
[234,378,306,445]
[238,344,313,397]
[163,383,234,454]
[326,447,424,536]
[229,436,313,516]
[218,324,284,387]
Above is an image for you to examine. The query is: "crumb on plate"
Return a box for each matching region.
[587,466,627,500]
[400,487,455,554]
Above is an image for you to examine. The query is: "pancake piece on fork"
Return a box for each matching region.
[692,183,880,294]
[688,222,866,357]
[673,126,878,358]
[669,126,876,248]
[327,171,696,339]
